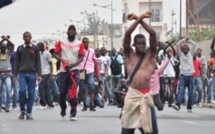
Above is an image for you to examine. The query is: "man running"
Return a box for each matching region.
[121,12,158,134]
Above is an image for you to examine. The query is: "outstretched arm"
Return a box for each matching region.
[123,12,151,57]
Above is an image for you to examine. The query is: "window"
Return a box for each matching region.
[151,9,160,22]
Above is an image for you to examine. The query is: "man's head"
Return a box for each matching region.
[182,44,190,55]
[49,48,55,56]
[95,48,101,57]
[23,32,32,45]
[37,42,45,52]
[101,47,107,56]
[111,48,117,56]
[82,37,89,49]
[67,25,77,40]
[0,43,7,53]
[133,34,146,55]
[196,48,202,57]
[193,52,197,60]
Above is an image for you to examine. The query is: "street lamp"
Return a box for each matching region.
[171,10,175,38]
[93,1,114,50]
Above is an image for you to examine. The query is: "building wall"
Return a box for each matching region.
[122,0,165,47]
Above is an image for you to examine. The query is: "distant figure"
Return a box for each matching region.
[0,35,14,112]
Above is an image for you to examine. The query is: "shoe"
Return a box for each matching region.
[37,106,47,110]
[108,101,114,106]
[70,116,77,121]
[19,112,25,120]
[172,104,180,111]
[196,103,202,107]
[48,104,55,108]
[60,110,66,117]
[26,116,34,120]
[2,105,6,110]
[5,107,10,112]
[168,104,172,107]
[13,107,19,111]
[81,106,87,111]
[90,106,96,112]
[89,103,96,111]
[187,109,192,113]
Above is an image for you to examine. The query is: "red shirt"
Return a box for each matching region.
[193,60,201,77]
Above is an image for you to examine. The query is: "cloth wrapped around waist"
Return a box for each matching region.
[121,87,154,133]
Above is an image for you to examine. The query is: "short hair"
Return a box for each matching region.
[133,34,146,43]
[23,31,31,36]
[82,37,88,42]
[37,42,44,47]
[197,48,202,51]
[49,48,55,54]
[67,25,76,31]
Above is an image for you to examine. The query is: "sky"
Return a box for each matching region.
[0,0,185,47]
[0,0,123,46]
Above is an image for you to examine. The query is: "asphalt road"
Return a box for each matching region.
[0,104,215,134]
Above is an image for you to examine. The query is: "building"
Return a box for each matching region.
[122,0,165,45]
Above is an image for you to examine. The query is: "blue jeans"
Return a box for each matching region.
[38,74,52,106]
[112,76,121,89]
[58,70,79,117]
[193,77,203,104]
[176,75,193,109]
[19,73,36,116]
[208,76,215,101]
[101,74,113,102]
[0,74,12,108]
[79,73,95,95]
[11,75,19,108]
[49,75,60,103]
[86,94,104,108]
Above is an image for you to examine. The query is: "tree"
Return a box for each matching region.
[189,28,215,42]
[81,11,107,35]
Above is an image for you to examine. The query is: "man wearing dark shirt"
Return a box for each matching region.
[14,32,42,120]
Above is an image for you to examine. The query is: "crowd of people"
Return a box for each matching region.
[0,11,215,134]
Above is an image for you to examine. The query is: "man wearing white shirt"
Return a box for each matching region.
[96,48,114,105]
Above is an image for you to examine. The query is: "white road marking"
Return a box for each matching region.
[183,120,212,127]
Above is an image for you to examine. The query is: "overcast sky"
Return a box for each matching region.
[0,0,123,45]
[0,0,186,46]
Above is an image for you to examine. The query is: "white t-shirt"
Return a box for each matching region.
[96,56,107,74]
[104,55,111,76]
[162,55,175,77]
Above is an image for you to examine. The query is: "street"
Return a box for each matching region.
[0,104,215,134]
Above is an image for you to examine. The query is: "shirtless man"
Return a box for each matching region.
[121,12,158,134]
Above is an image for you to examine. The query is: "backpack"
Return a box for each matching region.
[110,55,122,75]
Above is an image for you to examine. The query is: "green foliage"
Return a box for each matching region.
[189,28,215,42]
